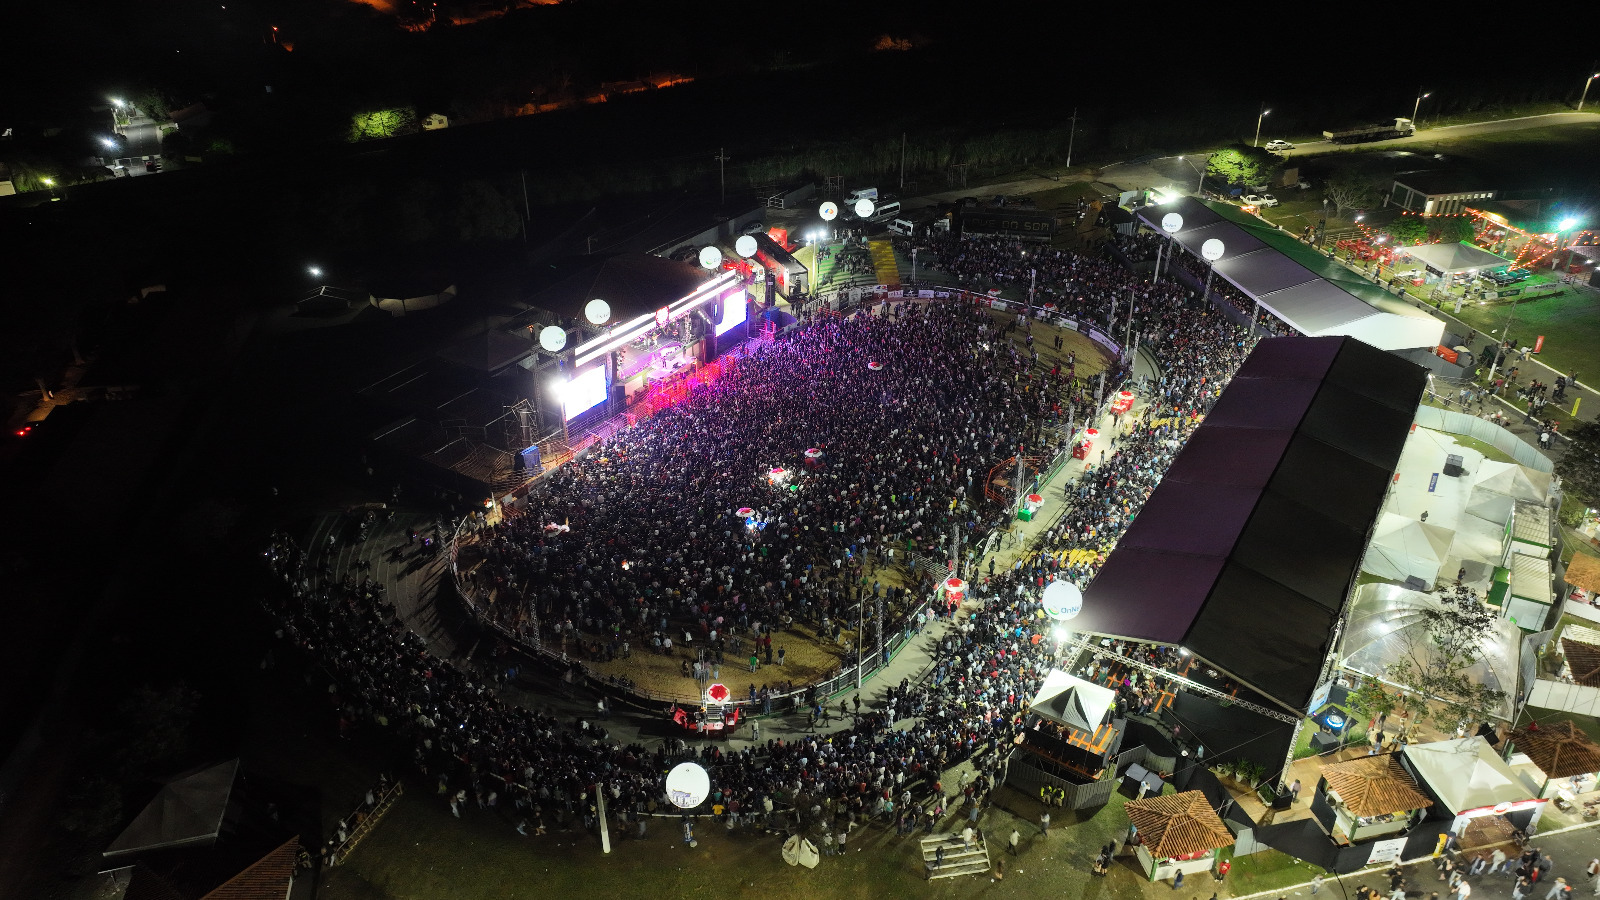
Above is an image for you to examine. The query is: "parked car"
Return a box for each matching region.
[1242,194,1279,208]
[1256,193,1279,207]
[1265,139,1295,152]
[742,221,766,235]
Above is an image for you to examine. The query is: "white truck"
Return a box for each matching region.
[845,187,879,204]
[1322,118,1415,144]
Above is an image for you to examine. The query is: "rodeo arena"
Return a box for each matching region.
[254,192,1600,886]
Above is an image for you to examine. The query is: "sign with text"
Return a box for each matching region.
[1429,473,1439,493]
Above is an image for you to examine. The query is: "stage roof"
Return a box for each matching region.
[528,252,707,323]
[1137,197,1443,350]
[1396,242,1509,276]
[1029,669,1116,734]
[1077,336,1427,714]
[105,759,239,857]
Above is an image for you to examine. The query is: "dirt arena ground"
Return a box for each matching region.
[569,560,916,699]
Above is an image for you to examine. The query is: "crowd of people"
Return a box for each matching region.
[261,218,1291,853]
[458,300,1084,675]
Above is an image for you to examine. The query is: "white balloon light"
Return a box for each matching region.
[584,298,611,325]
[819,201,838,221]
[538,325,567,352]
[854,198,875,219]
[1201,238,1225,262]
[698,246,723,269]
[735,235,758,258]
[665,762,711,809]
[1042,579,1084,621]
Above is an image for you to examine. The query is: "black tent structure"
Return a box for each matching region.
[1078,336,1427,753]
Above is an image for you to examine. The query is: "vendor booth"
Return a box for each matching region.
[1124,791,1235,884]
[1401,737,1545,837]
[1492,554,1554,631]
[1563,553,1600,609]
[1312,754,1433,844]
[1506,720,1600,819]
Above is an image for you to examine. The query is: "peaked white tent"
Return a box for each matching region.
[1474,462,1549,504]
[1403,737,1530,813]
[104,759,239,857]
[1364,512,1456,584]
[1029,669,1116,733]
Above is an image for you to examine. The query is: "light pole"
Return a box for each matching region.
[1066,107,1077,168]
[1580,72,1600,111]
[1253,104,1270,148]
[1411,90,1431,127]
[1177,155,1206,196]
[1554,218,1581,275]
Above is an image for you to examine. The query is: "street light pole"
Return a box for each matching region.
[1066,107,1077,168]
[1411,89,1431,127]
[1253,104,1270,148]
[1580,72,1600,111]
[1179,155,1205,197]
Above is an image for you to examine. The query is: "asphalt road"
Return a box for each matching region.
[1279,112,1597,158]
[122,122,161,159]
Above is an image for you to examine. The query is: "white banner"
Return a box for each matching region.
[1367,837,1407,865]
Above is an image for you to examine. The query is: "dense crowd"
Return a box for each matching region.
[459,301,1088,670]
[261,219,1283,850]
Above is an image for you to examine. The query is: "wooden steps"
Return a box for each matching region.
[919,831,991,880]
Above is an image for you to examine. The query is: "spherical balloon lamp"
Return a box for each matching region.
[1042,580,1083,621]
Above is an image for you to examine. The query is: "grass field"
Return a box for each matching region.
[323,782,1151,900]
[1442,292,1600,388]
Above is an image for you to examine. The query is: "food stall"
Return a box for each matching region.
[1124,791,1235,884]
[1506,721,1600,820]
[1402,736,1545,838]
[1313,754,1433,844]
[1072,427,1100,460]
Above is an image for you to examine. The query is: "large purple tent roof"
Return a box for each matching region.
[1077,336,1427,713]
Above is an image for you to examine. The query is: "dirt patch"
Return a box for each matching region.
[562,562,919,700]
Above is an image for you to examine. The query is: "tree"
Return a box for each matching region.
[1557,420,1600,503]
[1205,144,1280,189]
[1346,677,1397,729]
[1384,596,1507,735]
[349,107,418,141]
[134,88,175,123]
[1385,217,1428,245]
[1431,217,1477,244]
[451,179,522,242]
[1325,166,1387,216]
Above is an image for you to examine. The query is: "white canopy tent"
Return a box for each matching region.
[1029,669,1116,733]
[1364,513,1455,585]
[1474,462,1550,504]
[1403,736,1532,813]
[1394,242,1511,277]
